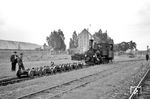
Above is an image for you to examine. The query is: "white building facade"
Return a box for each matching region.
[78,29,92,53]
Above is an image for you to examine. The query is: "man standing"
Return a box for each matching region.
[17,53,25,71]
[10,51,18,71]
[146,53,149,61]
[146,46,149,61]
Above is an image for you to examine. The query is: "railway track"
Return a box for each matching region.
[0,73,49,86]
[129,64,150,99]
[0,59,144,87]
[0,76,36,86]
[17,63,128,99]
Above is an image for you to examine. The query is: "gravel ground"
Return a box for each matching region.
[0,62,121,99]
[57,61,150,99]
[0,59,149,99]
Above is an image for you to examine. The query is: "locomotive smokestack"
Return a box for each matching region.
[89,39,94,49]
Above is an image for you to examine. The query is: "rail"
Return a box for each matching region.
[129,66,150,99]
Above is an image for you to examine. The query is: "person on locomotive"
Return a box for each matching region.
[17,53,25,71]
[94,50,102,64]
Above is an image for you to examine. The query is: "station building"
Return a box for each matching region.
[78,29,92,53]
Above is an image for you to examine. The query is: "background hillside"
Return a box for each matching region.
[0,39,41,50]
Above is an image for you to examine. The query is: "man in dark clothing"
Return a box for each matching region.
[10,51,18,71]
[17,53,25,71]
[146,53,149,61]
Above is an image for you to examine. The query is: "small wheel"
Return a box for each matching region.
[38,71,42,76]
[28,70,34,78]
[42,69,47,75]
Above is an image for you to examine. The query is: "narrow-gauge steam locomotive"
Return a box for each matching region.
[84,39,114,65]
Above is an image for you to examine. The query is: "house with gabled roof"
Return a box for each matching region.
[78,28,92,53]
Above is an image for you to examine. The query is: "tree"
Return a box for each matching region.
[128,41,136,50]
[93,29,103,43]
[114,41,137,52]
[69,38,74,49]
[46,29,66,51]
[69,31,78,49]
[93,29,113,44]
[119,42,129,51]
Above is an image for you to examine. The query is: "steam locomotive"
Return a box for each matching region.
[84,39,114,65]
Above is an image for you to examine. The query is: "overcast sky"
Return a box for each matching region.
[0,0,150,50]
